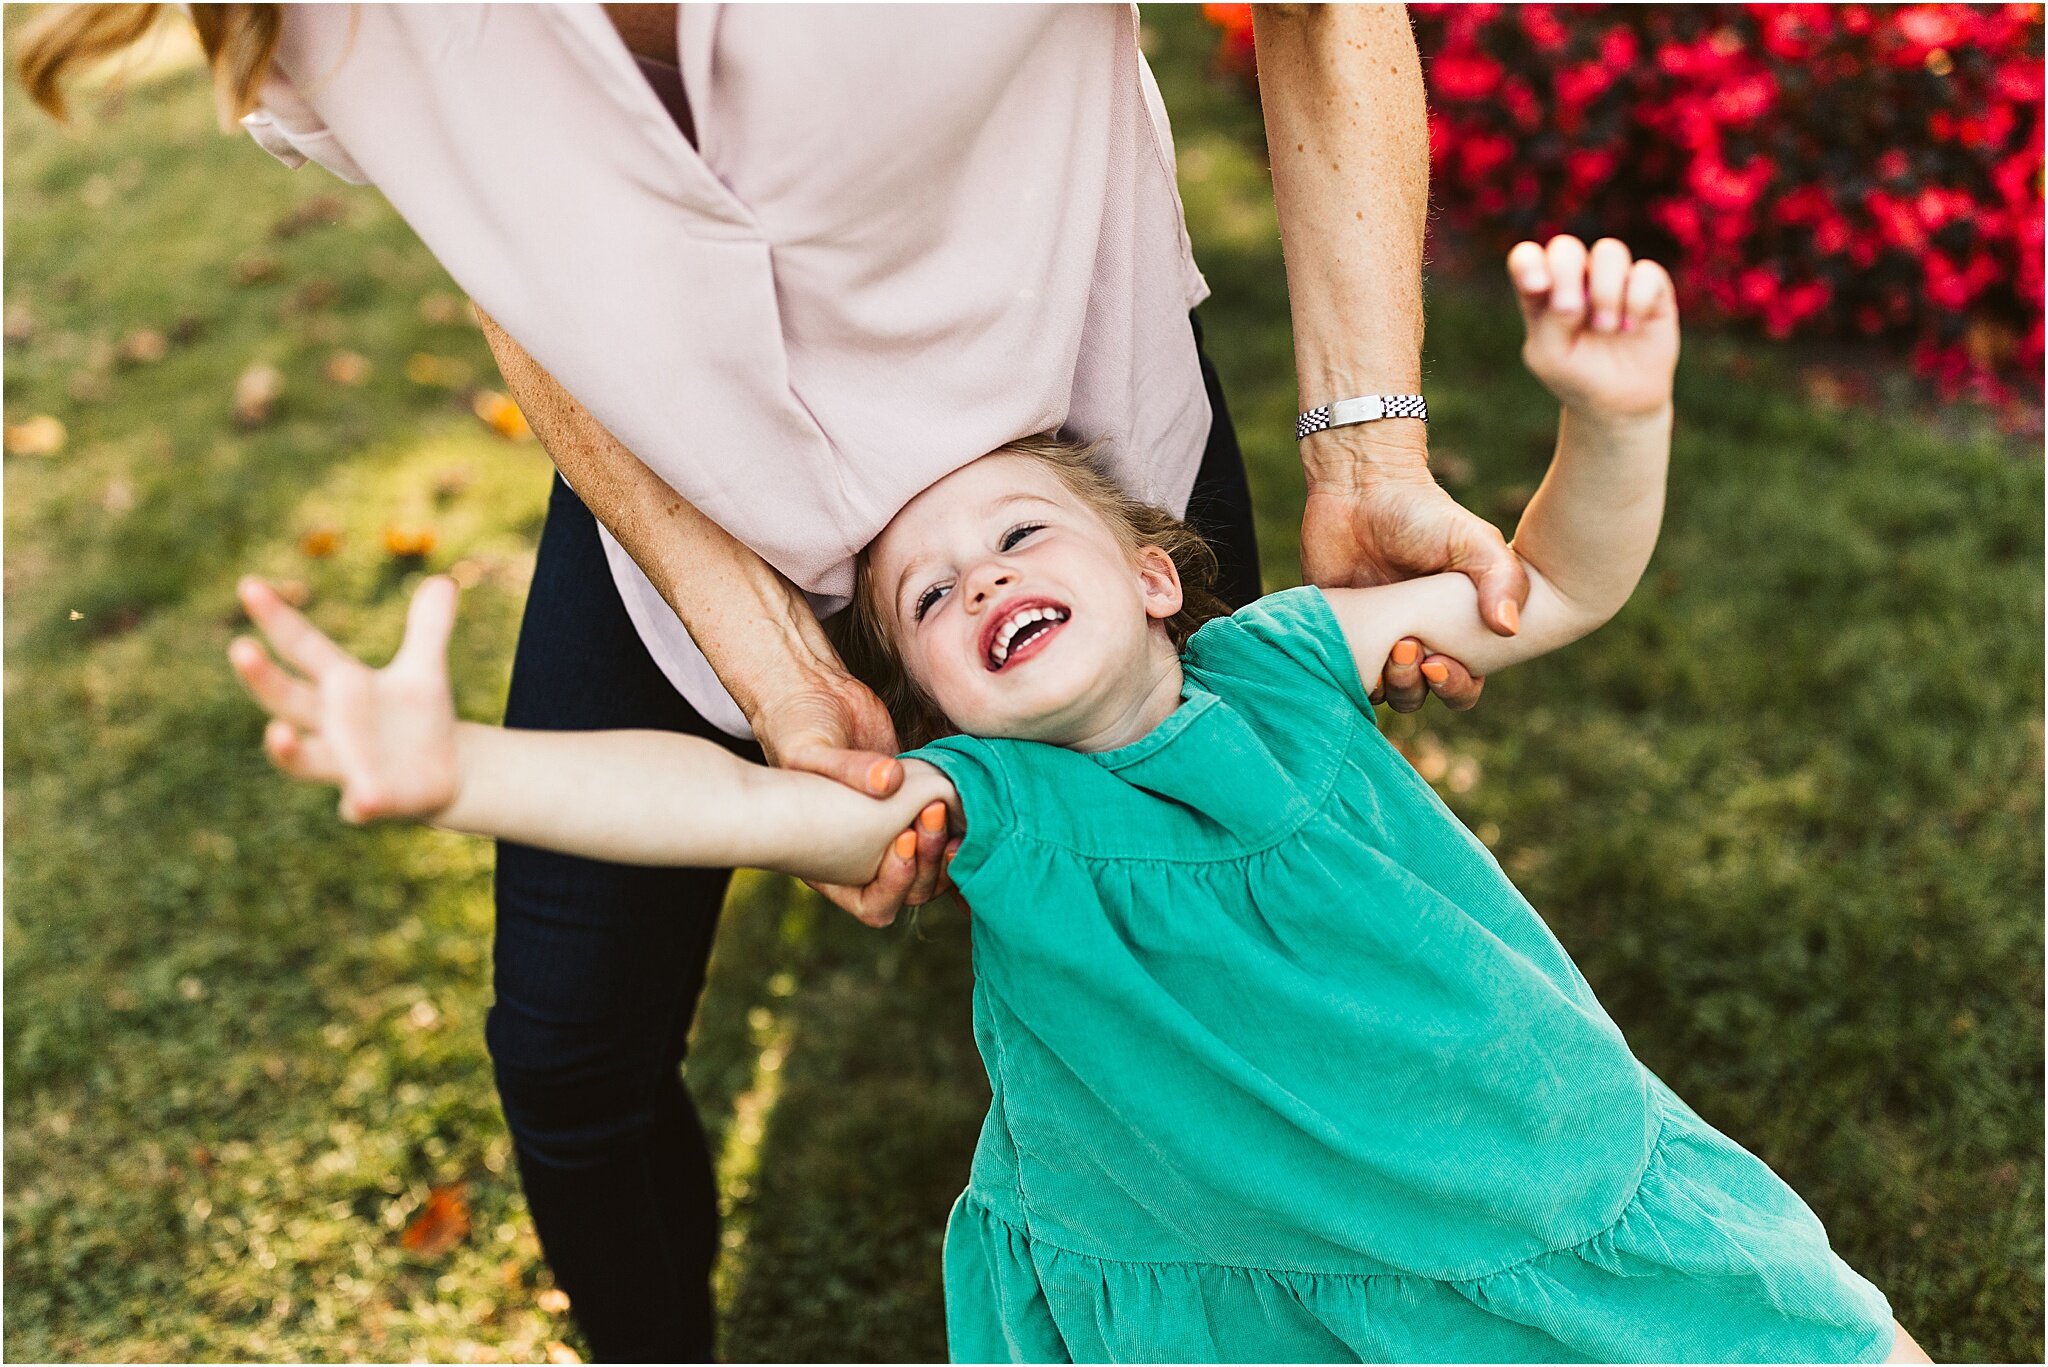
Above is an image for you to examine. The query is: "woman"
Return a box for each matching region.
[21,4,1525,1358]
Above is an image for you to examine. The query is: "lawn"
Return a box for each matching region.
[4,8,2041,1363]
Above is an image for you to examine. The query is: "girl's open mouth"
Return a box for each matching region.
[983,600,1071,671]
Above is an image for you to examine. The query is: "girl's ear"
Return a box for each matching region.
[1136,544,1184,622]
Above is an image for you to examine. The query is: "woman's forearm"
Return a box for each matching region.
[474,307,830,722]
[1253,3,1430,482]
[435,723,932,883]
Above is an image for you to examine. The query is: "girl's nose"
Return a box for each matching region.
[962,565,1016,612]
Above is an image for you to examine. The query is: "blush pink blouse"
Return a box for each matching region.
[243,3,1212,737]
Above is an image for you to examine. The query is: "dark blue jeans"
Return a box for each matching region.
[488,315,1260,1362]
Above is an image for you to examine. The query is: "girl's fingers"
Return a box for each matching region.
[393,575,459,676]
[1542,235,1589,317]
[1623,257,1673,327]
[263,718,340,784]
[1586,237,1633,332]
[1382,637,1428,713]
[1507,240,1551,329]
[238,576,351,677]
[229,635,320,728]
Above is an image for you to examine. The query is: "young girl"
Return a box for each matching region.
[231,236,1930,1363]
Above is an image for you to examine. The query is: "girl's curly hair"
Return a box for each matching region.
[830,434,1231,749]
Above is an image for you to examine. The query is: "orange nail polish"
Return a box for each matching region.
[1391,640,1420,666]
[1420,660,1449,684]
[867,758,899,793]
[919,802,946,833]
[1499,600,1521,634]
[892,830,916,859]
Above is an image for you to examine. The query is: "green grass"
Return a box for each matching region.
[5,8,2040,1362]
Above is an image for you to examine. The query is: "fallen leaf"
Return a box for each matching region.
[118,328,168,366]
[544,1343,581,1365]
[271,192,348,240]
[400,1182,470,1258]
[234,252,279,286]
[233,364,284,427]
[536,1288,570,1315]
[293,278,338,312]
[324,350,372,386]
[417,291,467,326]
[5,415,67,457]
[67,609,83,621]
[405,353,473,388]
[69,371,113,405]
[472,390,533,442]
[431,465,475,500]
[300,527,342,559]
[384,525,439,559]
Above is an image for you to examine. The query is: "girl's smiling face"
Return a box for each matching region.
[866,452,1185,745]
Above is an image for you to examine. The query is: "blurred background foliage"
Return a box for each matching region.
[1209,2,2045,406]
[4,6,2041,1363]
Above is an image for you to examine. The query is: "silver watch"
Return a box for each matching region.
[1296,394,1428,441]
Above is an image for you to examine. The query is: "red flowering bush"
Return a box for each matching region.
[1202,4,2044,404]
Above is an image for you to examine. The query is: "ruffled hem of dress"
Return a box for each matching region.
[947,1080,1895,1364]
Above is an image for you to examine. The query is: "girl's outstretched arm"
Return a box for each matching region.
[1322,233,1679,685]
[230,576,956,889]
[438,723,954,885]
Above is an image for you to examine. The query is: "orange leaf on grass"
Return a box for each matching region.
[400,1182,470,1257]
[471,390,533,442]
[5,415,67,457]
[324,350,372,386]
[300,527,343,559]
[384,525,439,559]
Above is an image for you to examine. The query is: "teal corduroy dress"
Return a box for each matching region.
[905,587,1895,1365]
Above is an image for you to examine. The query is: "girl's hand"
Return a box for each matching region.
[229,576,461,824]
[1509,235,1679,419]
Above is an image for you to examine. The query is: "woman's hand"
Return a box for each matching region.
[749,663,956,927]
[1299,464,1530,713]
[229,576,462,823]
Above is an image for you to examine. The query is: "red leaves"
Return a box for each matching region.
[400,1182,470,1258]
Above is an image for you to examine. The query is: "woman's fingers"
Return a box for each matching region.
[1419,654,1485,712]
[229,635,320,728]
[902,801,950,907]
[1381,637,1429,712]
[785,741,904,798]
[238,576,351,677]
[1586,237,1633,333]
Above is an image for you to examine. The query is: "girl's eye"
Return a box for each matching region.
[914,584,948,621]
[1001,523,1045,551]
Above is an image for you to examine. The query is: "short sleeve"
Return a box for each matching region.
[900,734,1016,891]
[1181,586,1379,719]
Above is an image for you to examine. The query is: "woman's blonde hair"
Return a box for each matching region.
[16,3,282,124]
[832,435,1231,749]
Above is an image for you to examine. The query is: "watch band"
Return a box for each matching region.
[1296,394,1428,441]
